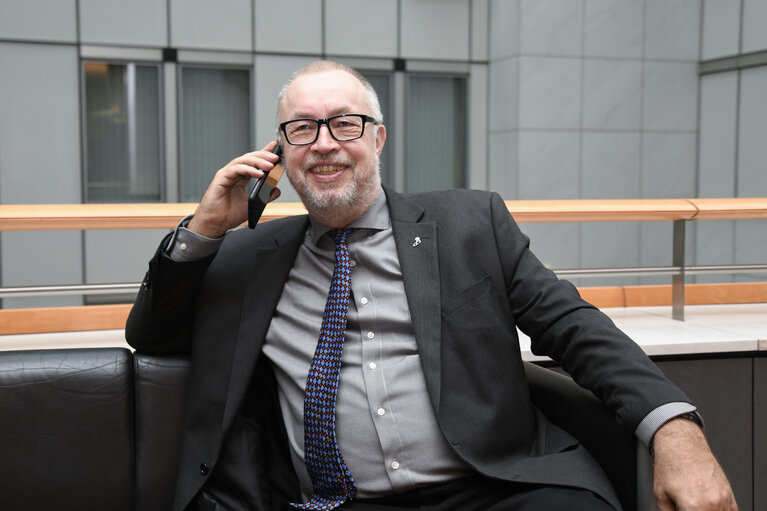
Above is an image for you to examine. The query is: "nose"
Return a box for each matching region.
[311,124,339,153]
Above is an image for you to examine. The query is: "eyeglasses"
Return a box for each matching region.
[279,114,378,146]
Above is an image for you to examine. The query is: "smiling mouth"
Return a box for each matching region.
[310,165,346,175]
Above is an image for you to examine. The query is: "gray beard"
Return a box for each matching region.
[300,177,360,216]
[288,157,381,223]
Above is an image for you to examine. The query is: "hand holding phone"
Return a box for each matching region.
[247,142,284,228]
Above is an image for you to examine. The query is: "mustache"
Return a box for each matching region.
[303,155,354,169]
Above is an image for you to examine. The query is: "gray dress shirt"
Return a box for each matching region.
[261,191,471,499]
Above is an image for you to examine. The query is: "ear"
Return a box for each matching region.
[374,124,387,156]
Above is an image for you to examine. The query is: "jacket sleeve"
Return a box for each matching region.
[125,232,216,355]
[488,192,692,431]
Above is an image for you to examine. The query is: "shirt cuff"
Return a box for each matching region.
[165,215,224,262]
[634,402,702,450]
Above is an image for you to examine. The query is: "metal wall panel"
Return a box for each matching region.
[401,0,470,60]
[254,0,322,54]
[79,0,167,47]
[0,43,83,307]
[755,357,767,511]
[170,0,251,51]
[656,358,753,511]
[325,0,397,58]
[0,0,77,43]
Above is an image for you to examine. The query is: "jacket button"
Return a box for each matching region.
[142,274,151,291]
[199,463,209,475]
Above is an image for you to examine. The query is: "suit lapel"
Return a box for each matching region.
[222,217,309,426]
[385,188,443,411]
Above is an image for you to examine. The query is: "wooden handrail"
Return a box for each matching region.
[506,198,697,222]
[686,198,767,220]
[2,198,767,231]
[1,197,765,337]
[0,202,308,231]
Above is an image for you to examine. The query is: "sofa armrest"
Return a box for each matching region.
[524,361,640,511]
[134,353,190,511]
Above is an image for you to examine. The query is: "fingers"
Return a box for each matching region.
[219,144,282,185]
[188,142,283,238]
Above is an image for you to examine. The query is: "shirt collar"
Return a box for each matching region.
[309,188,391,247]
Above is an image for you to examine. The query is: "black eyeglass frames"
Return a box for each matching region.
[279,114,378,146]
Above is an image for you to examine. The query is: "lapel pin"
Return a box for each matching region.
[412,236,422,247]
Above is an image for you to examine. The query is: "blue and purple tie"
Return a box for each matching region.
[292,228,357,510]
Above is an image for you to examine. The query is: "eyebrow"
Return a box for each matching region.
[292,105,358,119]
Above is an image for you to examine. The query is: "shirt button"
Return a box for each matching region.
[377,407,385,416]
[180,242,188,251]
[360,297,369,305]
[349,259,357,268]
[391,460,400,470]
[367,331,375,339]
[368,362,377,370]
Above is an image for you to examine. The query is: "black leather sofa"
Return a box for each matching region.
[0,348,643,511]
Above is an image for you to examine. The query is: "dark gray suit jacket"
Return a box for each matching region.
[127,187,691,511]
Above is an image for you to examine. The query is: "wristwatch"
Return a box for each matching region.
[678,411,704,429]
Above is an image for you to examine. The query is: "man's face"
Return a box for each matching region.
[279,70,386,219]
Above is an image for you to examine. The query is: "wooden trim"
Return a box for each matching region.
[687,198,767,220]
[2,198,767,231]
[1,282,765,336]
[623,286,672,307]
[0,304,132,335]
[577,287,627,308]
[0,202,308,231]
[581,281,767,309]
[685,281,767,304]
[504,199,698,223]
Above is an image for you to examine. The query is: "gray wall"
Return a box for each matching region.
[0,42,83,307]
[488,0,699,278]
[696,0,767,283]
[1,0,766,306]
[656,355,767,511]
[487,0,767,286]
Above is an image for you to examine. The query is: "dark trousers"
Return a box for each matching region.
[338,475,617,511]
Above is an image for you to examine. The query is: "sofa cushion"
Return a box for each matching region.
[0,348,133,511]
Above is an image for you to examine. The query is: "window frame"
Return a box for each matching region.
[80,56,166,203]
[403,70,469,193]
[175,61,253,203]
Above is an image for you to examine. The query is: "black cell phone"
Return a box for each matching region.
[247,143,284,229]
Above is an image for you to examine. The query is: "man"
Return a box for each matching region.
[127,60,736,510]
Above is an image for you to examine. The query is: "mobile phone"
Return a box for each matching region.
[247,142,284,229]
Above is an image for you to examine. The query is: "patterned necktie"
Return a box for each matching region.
[292,228,357,510]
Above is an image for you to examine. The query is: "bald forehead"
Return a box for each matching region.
[279,69,369,121]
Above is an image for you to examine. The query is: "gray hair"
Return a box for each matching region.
[275,60,384,133]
